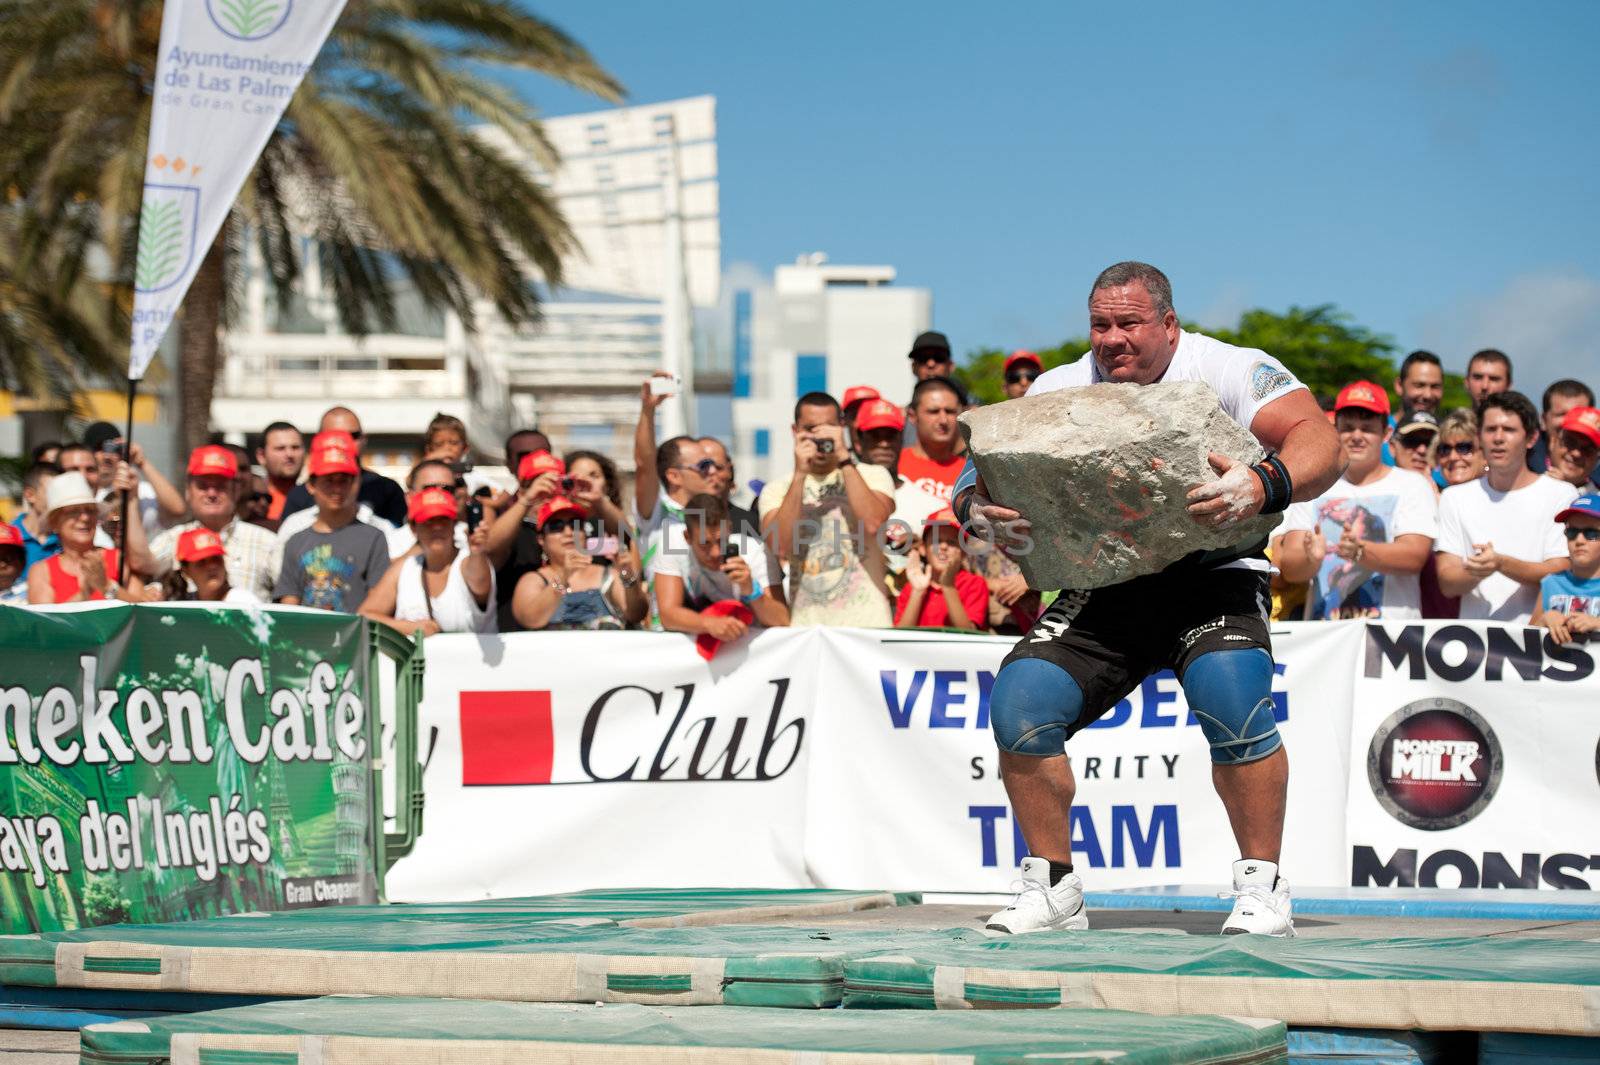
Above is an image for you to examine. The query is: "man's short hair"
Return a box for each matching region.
[1090,261,1174,318]
[683,492,729,529]
[656,435,697,486]
[407,458,456,489]
[1542,378,1594,413]
[911,375,967,410]
[1477,390,1538,436]
[793,392,840,424]
[23,461,60,493]
[29,441,61,463]
[503,428,548,461]
[225,444,252,477]
[1398,350,1441,381]
[1468,348,1513,382]
[262,420,300,439]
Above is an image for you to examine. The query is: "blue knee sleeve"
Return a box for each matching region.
[1182,648,1281,765]
[990,658,1084,756]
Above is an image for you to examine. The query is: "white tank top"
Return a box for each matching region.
[394,552,497,634]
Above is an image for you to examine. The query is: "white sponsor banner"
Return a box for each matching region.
[805,624,1359,892]
[1349,621,1600,891]
[130,0,346,377]
[388,623,1600,901]
[386,631,816,901]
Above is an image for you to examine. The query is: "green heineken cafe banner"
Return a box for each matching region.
[0,603,380,934]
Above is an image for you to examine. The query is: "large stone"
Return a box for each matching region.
[958,381,1278,590]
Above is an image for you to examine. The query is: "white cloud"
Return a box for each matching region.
[1416,270,1600,396]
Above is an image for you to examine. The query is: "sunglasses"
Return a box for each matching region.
[1005,371,1038,386]
[1437,441,1476,458]
[245,492,271,505]
[1565,527,1600,542]
[541,517,582,534]
[678,459,725,477]
[912,354,949,368]
[1398,432,1436,447]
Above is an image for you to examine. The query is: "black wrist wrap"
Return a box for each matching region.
[1249,454,1293,514]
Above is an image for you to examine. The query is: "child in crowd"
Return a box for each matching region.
[1532,493,1600,645]
[159,528,259,603]
[895,508,989,631]
[652,492,789,641]
[0,523,28,604]
[274,432,391,612]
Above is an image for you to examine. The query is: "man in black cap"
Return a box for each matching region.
[908,330,954,383]
[1391,408,1440,479]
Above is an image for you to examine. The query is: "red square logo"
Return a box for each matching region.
[459,691,554,785]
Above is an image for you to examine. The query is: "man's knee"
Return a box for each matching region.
[990,657,1084,756]
[1182,648,1282,765]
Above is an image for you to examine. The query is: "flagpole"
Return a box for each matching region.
[117,376,138,585]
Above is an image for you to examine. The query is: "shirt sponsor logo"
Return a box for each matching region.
[1249,361,1294,401]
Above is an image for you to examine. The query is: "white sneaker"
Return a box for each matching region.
[1219,859,1295,937]
[986,857,1089,934]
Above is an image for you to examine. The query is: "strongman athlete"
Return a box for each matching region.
[952,262,1341,937]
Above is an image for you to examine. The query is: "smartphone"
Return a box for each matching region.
[721,542,739,563]
[464,501,483,533]
[585,533,620,557]
[649,375,679,397]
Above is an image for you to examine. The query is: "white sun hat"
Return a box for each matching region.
[45,471,96,517]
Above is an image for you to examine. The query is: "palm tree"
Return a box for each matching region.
[0,0,623,450]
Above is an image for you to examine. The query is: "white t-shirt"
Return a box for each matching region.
[1435,475,1577,622]
[394,552,497,634]
[1280,467,1438,619]
[1027,329,1308,573]
[648,530,770,615]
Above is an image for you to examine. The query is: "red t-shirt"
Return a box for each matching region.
[895,570,989,629]
[896,449,966,503]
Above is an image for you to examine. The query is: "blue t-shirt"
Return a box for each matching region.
[12,518,59,569]
[1539,570,1600,617]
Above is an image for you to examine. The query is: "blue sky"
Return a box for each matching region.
[514,0,1600,395]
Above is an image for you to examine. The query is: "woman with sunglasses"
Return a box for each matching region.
[27,472,146,604]
[1433,409,1484,487]
[1002,351,1042,399]
[361,487,495,636]
[512,497,639,630]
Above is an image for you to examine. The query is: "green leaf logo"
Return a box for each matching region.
[135,199,186,291]
[216,0,284,38]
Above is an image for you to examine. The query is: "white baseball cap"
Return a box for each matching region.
[45,471,96,517]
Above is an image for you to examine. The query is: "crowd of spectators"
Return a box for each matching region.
[2,337,1595,647]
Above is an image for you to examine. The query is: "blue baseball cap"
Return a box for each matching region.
[1555,493,1600,524]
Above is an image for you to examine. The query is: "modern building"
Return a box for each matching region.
[208,95,721,477]
[729,254,932,491]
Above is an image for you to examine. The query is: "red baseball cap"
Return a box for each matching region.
[308,431,360,477]
[187,445,238,479]
[407,486,458,524]
[855,398,906,433]
[923,507,960,530]
[1560,406,1600,447]
[842,385,881,412]
[176,527,226,563]
[517,449,566,483]
[1004,351,1042,374]
[0,523,23,550]
[536,496,587,530]
[1334,381,1391,417]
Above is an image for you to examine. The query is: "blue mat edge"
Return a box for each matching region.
[1084,888,1600,921]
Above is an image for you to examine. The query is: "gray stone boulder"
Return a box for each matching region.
[958,381,1277,589]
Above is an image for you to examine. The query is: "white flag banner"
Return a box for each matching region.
[129,0,346,379]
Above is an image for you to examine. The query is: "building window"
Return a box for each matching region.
[754,429,770,458]
[795,354,827,397]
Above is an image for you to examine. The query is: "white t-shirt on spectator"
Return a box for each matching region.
[1280,467,1437,619]
[648,530,769,615]
[1435,474,1577,622]
[393,552,496,634]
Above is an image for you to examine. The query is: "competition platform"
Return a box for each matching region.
[4,886,1599,1065]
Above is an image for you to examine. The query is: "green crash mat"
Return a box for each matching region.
[843,931,1600,1036]
[4,918,965,1010]
[79,996,1288,1065]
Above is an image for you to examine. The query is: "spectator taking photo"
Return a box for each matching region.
[361,487,496,636]
[652,493,789,640]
